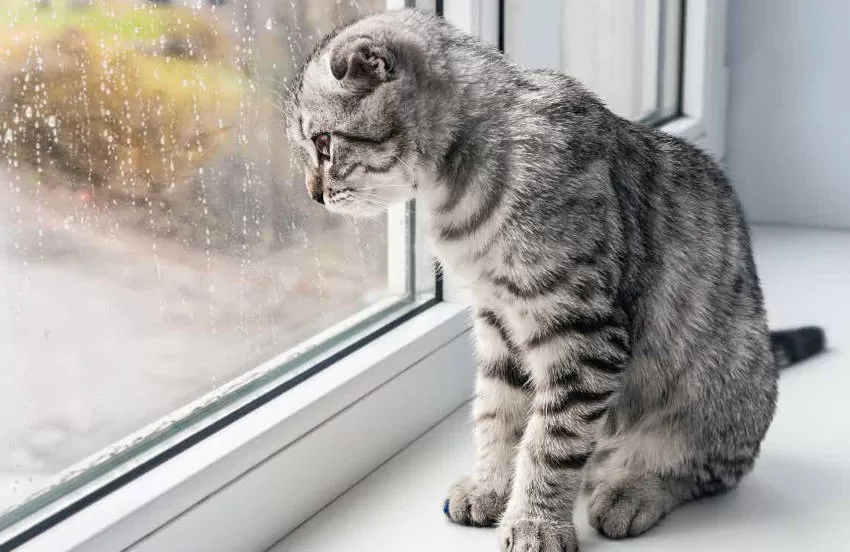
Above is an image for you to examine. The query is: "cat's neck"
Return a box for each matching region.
[419,73,514,245]
[411,34,524,267]
[416,119,514,271]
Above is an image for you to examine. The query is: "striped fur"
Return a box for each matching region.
[288,10,826,552]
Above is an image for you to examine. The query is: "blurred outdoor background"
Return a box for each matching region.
[0,0,390,513]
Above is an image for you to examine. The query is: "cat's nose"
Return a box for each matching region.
[306,172,324,204]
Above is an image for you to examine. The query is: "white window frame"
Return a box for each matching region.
[659,0,728,158]
[505,0,727,157]
[5,1,727,551]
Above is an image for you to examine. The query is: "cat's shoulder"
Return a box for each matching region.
[514,68,607,121]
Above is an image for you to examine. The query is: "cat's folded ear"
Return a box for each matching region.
[329,37,396,92]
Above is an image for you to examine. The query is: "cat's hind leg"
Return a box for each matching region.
[586,430,755,538]
[587,471,686,538]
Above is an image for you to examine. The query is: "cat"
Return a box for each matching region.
[286,9,826,552]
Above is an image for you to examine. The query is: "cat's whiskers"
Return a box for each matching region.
[357,184,411,191]
[352,193,416,219]
[343,193,395,215]
[358,194,415,214]
[266,96,286,116]
[390,153,414,172]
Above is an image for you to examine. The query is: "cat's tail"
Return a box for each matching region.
[770,326,826,369]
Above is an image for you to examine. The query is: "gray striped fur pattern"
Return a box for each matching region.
[286,9,825,551]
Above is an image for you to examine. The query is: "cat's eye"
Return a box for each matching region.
[314,133,331,159]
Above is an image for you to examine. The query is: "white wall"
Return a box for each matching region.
[726,0,850,228]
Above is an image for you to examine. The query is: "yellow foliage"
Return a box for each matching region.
[0,1,243,199]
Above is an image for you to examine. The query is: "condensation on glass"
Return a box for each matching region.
[0,0,430,533]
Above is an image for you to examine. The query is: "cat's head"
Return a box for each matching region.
[286,11,432,217]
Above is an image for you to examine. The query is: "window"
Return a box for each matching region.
[0,0,436,547]
[560,0,683,123]
[504,0,726,154]
[1,1,727,551]
[505,0,684,124]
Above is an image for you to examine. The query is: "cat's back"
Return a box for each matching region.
[513,67,740,213]
[513,69,613,130]
[508,66,761,321]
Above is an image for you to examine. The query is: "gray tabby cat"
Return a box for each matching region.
[286,9,825,552]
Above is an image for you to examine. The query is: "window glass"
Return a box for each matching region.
[561,0,683,122]
[0,0,431,534]
[506,0,684,123]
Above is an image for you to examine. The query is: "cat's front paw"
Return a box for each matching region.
[444,476,508,527]
[500,518,578,552]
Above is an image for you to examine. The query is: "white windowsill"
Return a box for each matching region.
[273,226,850,552]
[13,302,474,552]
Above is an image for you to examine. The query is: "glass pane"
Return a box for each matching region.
[0,0,432,534]
[506,0,683,123]
[655,0,684,122]
[560,0,683,122]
